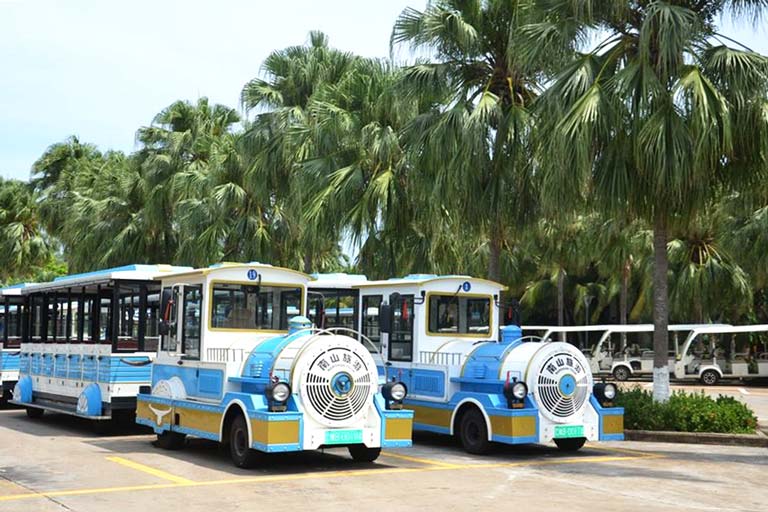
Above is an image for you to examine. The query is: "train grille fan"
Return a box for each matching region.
[536,351,590,419]
[304,348,373,424]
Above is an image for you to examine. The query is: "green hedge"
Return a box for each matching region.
[616,387,758,434]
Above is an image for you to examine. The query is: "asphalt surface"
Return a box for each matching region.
[0,386,766,512]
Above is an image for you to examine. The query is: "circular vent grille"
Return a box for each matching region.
[302,346,374,427]
[534,350,590,421]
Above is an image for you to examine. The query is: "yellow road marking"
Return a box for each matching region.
[0,451,654,503]
[585,444,665,458]
[105,456,195,485]
[380,451,462,468]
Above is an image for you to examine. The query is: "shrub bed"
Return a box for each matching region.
[616,387,758,434]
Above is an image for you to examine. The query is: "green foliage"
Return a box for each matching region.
[617,387,758,434]
[4,8,768,340]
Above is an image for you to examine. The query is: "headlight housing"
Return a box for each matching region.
[382,381,408,409]
[266,381,292,411]
[512,381,528,400]
[504,379,527,408]
[593,382,617,406]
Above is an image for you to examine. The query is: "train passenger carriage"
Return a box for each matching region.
[136,263,412,468]
[11,264,190,420]
[0,283,31,403]
[355,275,624,454]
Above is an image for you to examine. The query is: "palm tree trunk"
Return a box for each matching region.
[303,252,312,274]
[652,215,670,402]
[557,269,565,326]
[620,259,630,351]
[487,231,502,282]
[556,268,565,342]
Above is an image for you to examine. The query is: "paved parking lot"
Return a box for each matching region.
[0,404,766,512]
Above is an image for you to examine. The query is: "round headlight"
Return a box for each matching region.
[603,383,617,400]
[390,382,407,401]
[271,382,291,403]
[512,381,528,400]
[383,381,407,402]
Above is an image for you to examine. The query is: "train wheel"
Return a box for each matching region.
[459,408,491,455]
[554,437,586,452]
[229,415,261,468]
[700,369,720,386]
[25,407,44,419]
[155,430,186,450]
[612,366,630,381]
[348,445,381,463]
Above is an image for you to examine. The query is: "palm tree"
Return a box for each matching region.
[521,215,593,327]
[241,31,359,273]
[538,0,768,400]
[0,178,50,282]
[667,207,752,323]
[138,97,241,266]
[31,136,104,243]
[593,218,652,328]
[391,0,564,282]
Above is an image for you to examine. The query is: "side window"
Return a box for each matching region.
[427,295,491,335]
[161,287,179,352]
[362,295,382,352]
[182,286,202,360]
[279,289,301,330]
[389,294,414,362]
[144,290,161,352]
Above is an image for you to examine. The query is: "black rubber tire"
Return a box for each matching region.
[700,369,720,386]
[155,430,186,450]
[348,445,381,463]
[459,408,491,455]
[613,366,630,381]
[25,407,44,419]
[554,437,586,452]
[229,414,261,468]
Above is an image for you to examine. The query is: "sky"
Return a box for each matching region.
[1,0,767,182]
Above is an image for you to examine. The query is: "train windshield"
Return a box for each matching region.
[210,282,302,331]
[428,294,491,335]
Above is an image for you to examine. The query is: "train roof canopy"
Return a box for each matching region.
[309,273,368,288]
[21,264,192,293]
[354,274,506,292]
[155,262,311,282]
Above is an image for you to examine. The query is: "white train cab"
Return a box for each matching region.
[136,263,413,468]
[355,274,624,454]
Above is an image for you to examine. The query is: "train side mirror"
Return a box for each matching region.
[379,304,392,334]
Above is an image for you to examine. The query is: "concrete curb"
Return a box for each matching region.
[625,429,768,448]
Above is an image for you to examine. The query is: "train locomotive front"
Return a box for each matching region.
[135,263,413,468]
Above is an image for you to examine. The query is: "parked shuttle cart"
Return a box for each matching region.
[674,325,768,384]
[354,275,624,454]
[587,324,728,381]
[136,263,412,468]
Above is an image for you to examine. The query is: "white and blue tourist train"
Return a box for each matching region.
[0,283,31,403]
[343,274,625,453]
[10,265,190,420]
[135,263,412,468]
